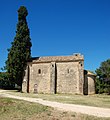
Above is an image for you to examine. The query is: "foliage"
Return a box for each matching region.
[0,72,15,89]
[5,6,32,88]
[95,59,110,94]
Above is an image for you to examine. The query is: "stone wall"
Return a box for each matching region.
[56,62,81,94]
[84,70,95,95]
[22,54,92,95]
[29,63,51,93]
[87,75,95,94]
[22,66,28,93]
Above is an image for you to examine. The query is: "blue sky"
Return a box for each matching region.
[0,0,110,72]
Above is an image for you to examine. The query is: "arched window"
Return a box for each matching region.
[67,69,69,73]
[38,69,41,74]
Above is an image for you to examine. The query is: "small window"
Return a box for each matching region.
[79,61,83,66]
[38,69,41,74]
[67,69,69,73]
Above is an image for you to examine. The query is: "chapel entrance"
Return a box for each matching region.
[34,84,38,93]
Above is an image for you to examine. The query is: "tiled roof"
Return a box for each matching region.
[31,53,84,63]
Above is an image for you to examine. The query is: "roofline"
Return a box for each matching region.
[28,59,84,64]
[28,54,84,64]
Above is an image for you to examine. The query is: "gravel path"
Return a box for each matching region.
[0,90,110,118]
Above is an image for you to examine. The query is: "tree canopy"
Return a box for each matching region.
[95,59,110,94]
[6,6,32,89]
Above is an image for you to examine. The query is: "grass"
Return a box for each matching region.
[0,97,49,120]
[5,90,110,108]
[0,97,110,120]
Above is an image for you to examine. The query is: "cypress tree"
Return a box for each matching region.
[6,6,32,89]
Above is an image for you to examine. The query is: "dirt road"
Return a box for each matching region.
[0,90,110,118]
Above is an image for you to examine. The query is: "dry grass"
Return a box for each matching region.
[0,97,110,120]
[5,90,110,108]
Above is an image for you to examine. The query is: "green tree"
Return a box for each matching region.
[0,72,15,89]
[6,6,32,90]
[95,59,110,94]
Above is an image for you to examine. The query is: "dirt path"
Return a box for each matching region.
[0,90,110,118]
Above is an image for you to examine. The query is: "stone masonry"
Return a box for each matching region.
[22,53,95,95]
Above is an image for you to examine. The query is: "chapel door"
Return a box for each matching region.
[34,84,38,93]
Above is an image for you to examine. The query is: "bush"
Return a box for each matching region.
[95,77,110,94]
[0,72,15,89]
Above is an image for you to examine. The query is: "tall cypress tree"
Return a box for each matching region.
[6,6,32,88]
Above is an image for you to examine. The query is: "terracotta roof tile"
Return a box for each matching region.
[32,54,84,63]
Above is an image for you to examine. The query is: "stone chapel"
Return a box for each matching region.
[22,53,95,95]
